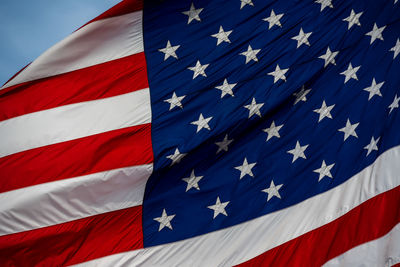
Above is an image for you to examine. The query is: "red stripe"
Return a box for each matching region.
[79,0,143,30]
[0,123,152,193]
[0,205,143,266]
[236,185,400,267]
[0,53,148,121]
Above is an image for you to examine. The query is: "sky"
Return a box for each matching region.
[0,0,121,86]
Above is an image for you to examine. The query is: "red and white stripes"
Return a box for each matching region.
[323,223,400,266]
[0,52,149,121]
[1,3,143,90]
[0,0,150,265]
[1,0,399,266]
[73,145,400,267]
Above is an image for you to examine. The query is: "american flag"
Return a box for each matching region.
[0,0,399,265]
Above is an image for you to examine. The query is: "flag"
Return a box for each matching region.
[1,0,399,265]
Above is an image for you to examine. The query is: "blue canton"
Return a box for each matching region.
[142,0,400,247]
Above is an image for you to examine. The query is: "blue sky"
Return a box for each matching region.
[0,0,121,86]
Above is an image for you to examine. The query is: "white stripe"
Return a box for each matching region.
[75,145,400,267]
[1,11,143,89]
[324,223,400,267]
[0,164,152,236]
[0,88,151,157]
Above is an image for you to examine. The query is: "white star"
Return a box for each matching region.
[154,209,175,231]
[338,119,359,141]
[215,134,233,153]
[291,28,312,48]
[319,47,339,67]
[363,78,384,100]
[215,78,237,98]
[182,3,203,24]
[207,197,229,219]
[244,97,264,118]
[211,26,233,45]
[240,0,254,9]
[191,113,213,133]
[188,60,209,79]
[268,64,289,83]
[343,9,363,30]
[262,180,283,201]
[234,157,256,179]
[164,92,185,110]
[315,0,333,11]
[166,148,187,166]
[313,100,335,122]
[388,94,400,114]
[390,39,400,59]
[340,63,360,83]
[293,86,311,105]
[365,23,386,44]
[182,170,204,192]
[313,160,335,181]
[364,136,380,156]
[263,121,283,141]
[263,9,284,29]
[287,141,309,163]
[158,40,180,61]
[239,45,261,64]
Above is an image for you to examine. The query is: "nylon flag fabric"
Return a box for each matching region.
[0,0,400,266]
